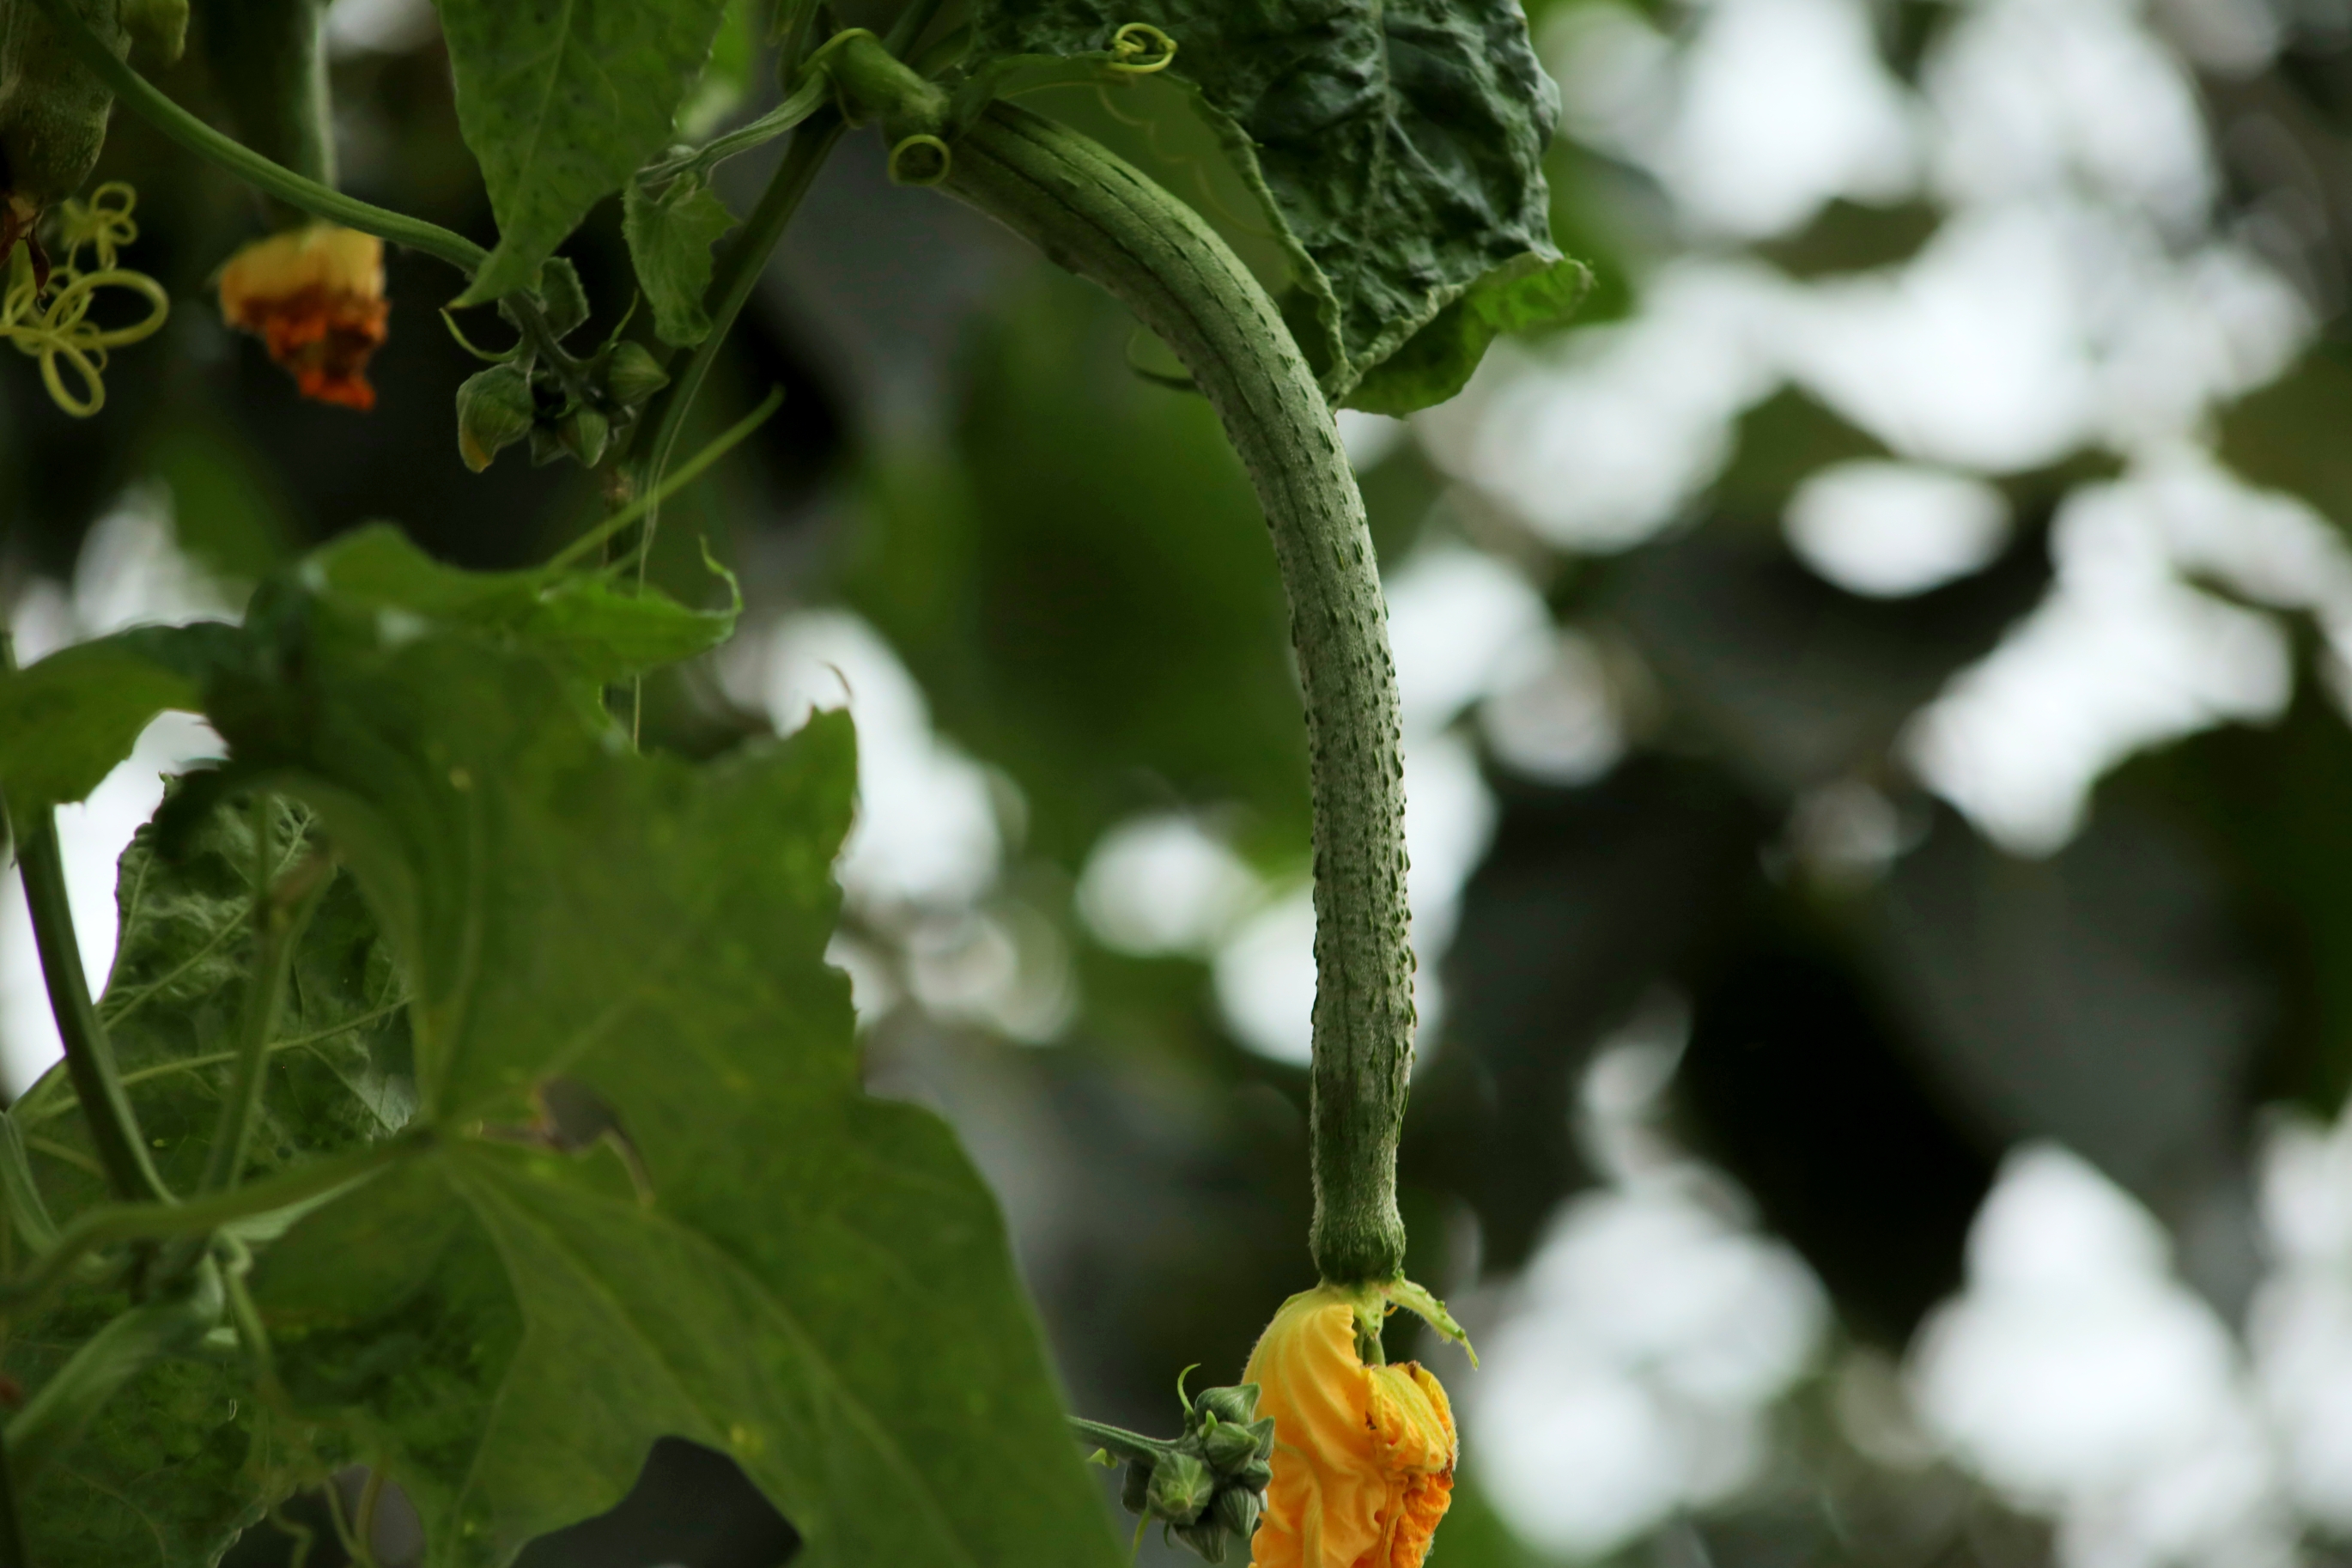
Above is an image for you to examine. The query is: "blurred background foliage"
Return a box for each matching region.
[15,0,2352,1564]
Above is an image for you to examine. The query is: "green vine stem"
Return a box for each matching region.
[832,40,1416,1284]
[8,812,171,1207]
[23,0,486,275]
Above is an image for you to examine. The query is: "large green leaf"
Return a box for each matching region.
[5,790,410,1567]
[204,609,1124,1565]
[966,0,1585,410]
[10,794,412,1209]
[437,0,734,305]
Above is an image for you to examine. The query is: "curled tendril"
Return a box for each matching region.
[1109,21,1178,74]
[2,182,170,417]
[887,133,953,187]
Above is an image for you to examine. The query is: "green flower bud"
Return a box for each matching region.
[1235,1456,1271,1492]
[1202,1417,1261,1474]
[1146,1450,1215,1526]
[558,404,611,467]
[454,362,534,471]
[1193,1383,1260,1428]
[1175,1517,1229,1563]
[1120,1456,1153,1516]
[1212,1485,1261,1541]
[603,340,670,407]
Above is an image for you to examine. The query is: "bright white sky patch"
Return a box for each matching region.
[1909,1144,2290,1568]
[729,609,1003,914]
[1076,814,1261,958]
[1905,458,2329,854]
[1658,0,1919,239]
[0,496,235,1095]
[1473,1036,1828,1559]
[1786,459,2011,597]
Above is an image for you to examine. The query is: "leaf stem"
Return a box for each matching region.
[0,1129,433,1317]
[21,0,486,276]
[198,799,331,1195]
[936,101,1416,1284]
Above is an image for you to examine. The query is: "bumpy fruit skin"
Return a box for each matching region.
[217,224,388,409]
[0,0,129,252]
[1242,1286,1456,1568]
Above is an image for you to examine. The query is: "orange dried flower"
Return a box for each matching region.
[217,225,388,410]
[1243,1285,1459,1568]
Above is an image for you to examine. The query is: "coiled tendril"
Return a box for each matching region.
[2,183,171,417]
[1108,21,1177,74]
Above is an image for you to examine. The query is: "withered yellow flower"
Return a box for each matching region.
[1243,1284,1460,1568]
[217,225,388,410]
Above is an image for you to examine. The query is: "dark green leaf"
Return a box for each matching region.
[0,623,244,821]
[622,173,738,347]
[967,0,1581,407]
[216,616,1125,1565]
[440,0,734,306]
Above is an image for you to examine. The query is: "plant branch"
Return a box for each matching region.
[1,1129,434,1317]
[548,387,783,571]
[23,0,485,276]
[933,101,1415,1282]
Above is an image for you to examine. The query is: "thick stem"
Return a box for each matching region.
[12,815,171,1206]
[939,104,1414,1285]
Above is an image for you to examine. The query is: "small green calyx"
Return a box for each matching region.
[1068,1375,1279,1563]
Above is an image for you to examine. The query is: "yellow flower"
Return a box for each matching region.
[1243,1284,1460,1568]
[217,225,388,410]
